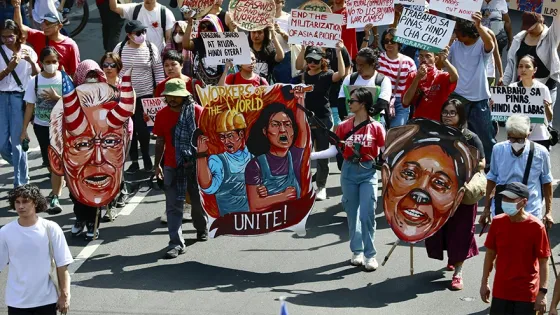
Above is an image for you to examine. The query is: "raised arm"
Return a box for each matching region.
[182,15,196,51]
[270,28,284,63]
[489,30,503,86]
[109,0,124,16]
[11,0,29,38]
[332,41,346,82]
[295,45,306,71]
[294,91,308,149]
[503,13,513,49]
[472,13,494,53]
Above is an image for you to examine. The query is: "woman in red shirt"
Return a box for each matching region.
[311,87,386,272]
[220,52,269,87]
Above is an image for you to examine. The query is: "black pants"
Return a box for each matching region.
[70,193,101,227]
[97,0,124,52]
[8,303,57,315]
[490,297,536,315]
[33,124,50,166]
[129,96,153,168]
[310,116,333,188]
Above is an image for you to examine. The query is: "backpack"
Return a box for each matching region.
[118,39,157,89]
[132,4,167,40]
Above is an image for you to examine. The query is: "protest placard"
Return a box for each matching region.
[346,0,395,28]
[191,20,200,39]
[298,0,332,12]
[394,8,455,52]
[141,97,166,127]
[395,0,426,6]
[200,32,251,65]
[429,0,483,21]
[181,0,216,19]
[490,86,546,123]
[229,0,275,31]
[508,0,560,17]
[288,9,343,48]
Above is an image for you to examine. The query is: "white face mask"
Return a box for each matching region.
[511,142,525,153]
[43,64,58,74]
[502,201,520,216]
[173,34,183,44]
[85,78,99,83]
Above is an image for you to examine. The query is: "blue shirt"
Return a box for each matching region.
[487,141,553,218]
[201,147,252,194]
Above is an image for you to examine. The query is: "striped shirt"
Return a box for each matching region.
[377,53,417,98]
[113,41,165,98]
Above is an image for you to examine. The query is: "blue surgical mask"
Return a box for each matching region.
[502,201,520,216]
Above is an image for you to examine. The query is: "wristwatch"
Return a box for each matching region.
[539,287,548,294]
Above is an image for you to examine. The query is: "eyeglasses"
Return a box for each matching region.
[135,30,146,37]
[508,137,526,144]
[442,110,457,117]
[1,35,15,40]
[383,39,396,45]
[102,62,117,69]
[348,99,360,104]
[305,58,321,64]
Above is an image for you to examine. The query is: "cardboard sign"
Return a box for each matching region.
[200,32,251,65]
[394,8,456,52]
[429,0,483,21]
[229,0,276,31]
[181,0,217,19]
[381,119,478,243]
[508,0,560,17]
[191,20,200,39]
[288,9,344,48]
[346,0,395,28]
[141,97,167,127]
[194,84,315,238]
[298,0,332,12]
[490,86,546,123]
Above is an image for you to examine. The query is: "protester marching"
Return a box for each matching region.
[1,0,560,313]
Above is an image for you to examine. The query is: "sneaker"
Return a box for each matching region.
[197,230,208,241]
[446,264,455,271]
[164,246,186,259]
[350,253,364,266]
[315,187,327,201]
[115,192,129,208]
[47,196,63,215]
[47,192,54,201]
[451,275,464,290]
[143,160,154,172]
[160,210,167,224]
[102,207,117,222]
[126,162,140,174]
[85,222,99,241]
[183,203,192,222]
[364,257,379,271]
[71,221,85,236]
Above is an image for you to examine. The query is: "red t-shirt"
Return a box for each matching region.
[335,117,385,161]
[333,7,357,60]
[26,29,80,76]
[225,72,268,87]
[485,214,551,303]
[154,76,201,98]
[153,105,203,168]
[404,66,457,121]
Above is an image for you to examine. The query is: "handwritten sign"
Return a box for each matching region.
[229,0,275,31]
[200,32,251,65]
[394,8,456,52]
[298,0,332,12]
[429,0,483,21]
[288,9,343,48]
[191,20,200,39]
[181,0,217,19]
[141,97,166,127]
[508,0,560,17]
[346,0,395,28]
[490,86,545,123]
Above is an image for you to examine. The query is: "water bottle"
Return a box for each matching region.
[22,138,29,152]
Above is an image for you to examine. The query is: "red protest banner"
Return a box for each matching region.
[228,0,276,31]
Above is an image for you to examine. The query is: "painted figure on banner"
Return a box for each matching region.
[515,0,543,13]
[49,70,135,208]
[195,84,315,237]
[381,119,478,243]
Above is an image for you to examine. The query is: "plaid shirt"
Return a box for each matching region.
[173,96,197,201]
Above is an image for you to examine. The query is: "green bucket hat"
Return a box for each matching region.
[162,78,191,97]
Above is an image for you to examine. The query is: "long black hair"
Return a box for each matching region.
[440,99,466,129]
[248,27,272,51]
[350,87,378,117]
[246,102,299,157]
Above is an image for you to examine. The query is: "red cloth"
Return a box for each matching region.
[154,76,201,98]
[26,29,80,76]
[404,66,456,121]
[485,214,551,303]
[225,73,268,87]
[335,117,385,161]
[153,105,203,168]
[332,7,357,60]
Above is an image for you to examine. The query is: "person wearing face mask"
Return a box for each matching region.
[480,114,554,229]
[480,182,551,315]
[163,21,192,75]
[114,20,165,174]
[21,47,64,215]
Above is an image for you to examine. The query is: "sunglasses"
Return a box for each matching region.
[305,58,321,64]
[135,30,146,36]
[103,62,117,69]
[348,99,360,104]
[383,39,396,45]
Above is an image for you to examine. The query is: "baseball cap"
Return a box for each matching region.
[305,46,325,61]
[499,182,530,199]
[162,78,191,97]
[41,12,61,24]
[521,12,544,31]
[125,20,147,34]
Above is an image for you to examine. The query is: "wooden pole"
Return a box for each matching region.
[410,243,414,275]
[382,239,400,266]
[93,207,100,240]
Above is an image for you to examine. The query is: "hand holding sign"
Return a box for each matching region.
[471,12,482,28]
[437,46,449,61]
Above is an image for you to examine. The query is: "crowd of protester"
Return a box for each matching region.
[0,0,559,313]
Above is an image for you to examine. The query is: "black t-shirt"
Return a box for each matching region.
[465,129,486,159]
[516,41,555,90]
[324,47,351,105]
[252,46,277,82]
[192,37,224,85]
[304,70,334,119]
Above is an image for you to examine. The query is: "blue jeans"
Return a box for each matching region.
[340,160,377,259]
[390,97,409,128]
[0,92,28,187]
[273,51,292,84]
[465,99,496,164]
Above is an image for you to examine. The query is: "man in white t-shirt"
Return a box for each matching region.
[109,0,175,52]
[0,185,73,315]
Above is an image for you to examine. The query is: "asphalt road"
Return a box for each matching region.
[1,3,560,315]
